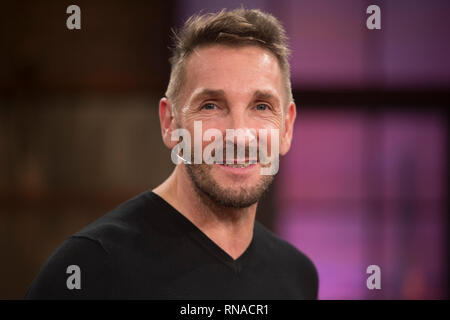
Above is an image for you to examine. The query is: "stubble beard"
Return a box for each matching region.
[185,163,274,209]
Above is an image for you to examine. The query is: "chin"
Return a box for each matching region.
[185,162,274,208]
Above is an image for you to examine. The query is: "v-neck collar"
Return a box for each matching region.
[147,191,256,273]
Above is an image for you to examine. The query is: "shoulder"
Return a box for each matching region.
[73,189,158,253]
[254,221,319,298]
[25,235,113,299]
[25,190,158,299]
[254,221,315,267]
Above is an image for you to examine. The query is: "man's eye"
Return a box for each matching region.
[255,104,269,111]
[202,103,217,110]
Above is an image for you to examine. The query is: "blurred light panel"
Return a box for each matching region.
[275,110,446,299]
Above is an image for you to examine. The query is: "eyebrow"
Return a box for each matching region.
[252,90,279,104]
[191,88,281,106]
[192,88,226,101]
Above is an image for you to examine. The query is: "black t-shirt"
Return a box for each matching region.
[25,190,318,299]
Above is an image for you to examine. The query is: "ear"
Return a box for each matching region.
[280,102,297,156]
[159,97,178,150]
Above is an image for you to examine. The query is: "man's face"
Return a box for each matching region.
[170,45,295,208]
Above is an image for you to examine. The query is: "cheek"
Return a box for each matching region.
[256,118,283,138]
[253,118,285,157]
[201,123,223,150]
[182,120,226,152]
[254,112,283,130]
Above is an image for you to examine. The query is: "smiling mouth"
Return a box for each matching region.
[215,159,259,173]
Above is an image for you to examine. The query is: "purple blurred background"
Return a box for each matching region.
[178,0,449,299]
[1,0,448,299]
[276,111,446,299]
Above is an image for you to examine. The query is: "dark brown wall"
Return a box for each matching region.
[0,0,175,298]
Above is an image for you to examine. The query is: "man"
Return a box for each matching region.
[25,8,318,299]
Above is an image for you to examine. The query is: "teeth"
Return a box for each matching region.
[226,164,248,168]
[224,163,255,168]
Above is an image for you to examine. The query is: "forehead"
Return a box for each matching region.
[182,44,283,100]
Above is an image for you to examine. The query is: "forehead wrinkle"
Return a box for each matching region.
[182,45,286,109]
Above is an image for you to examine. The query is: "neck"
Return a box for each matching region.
[153,165,257,260]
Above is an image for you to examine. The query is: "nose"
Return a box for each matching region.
[227,107,247,131]
[223,107,258,153]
